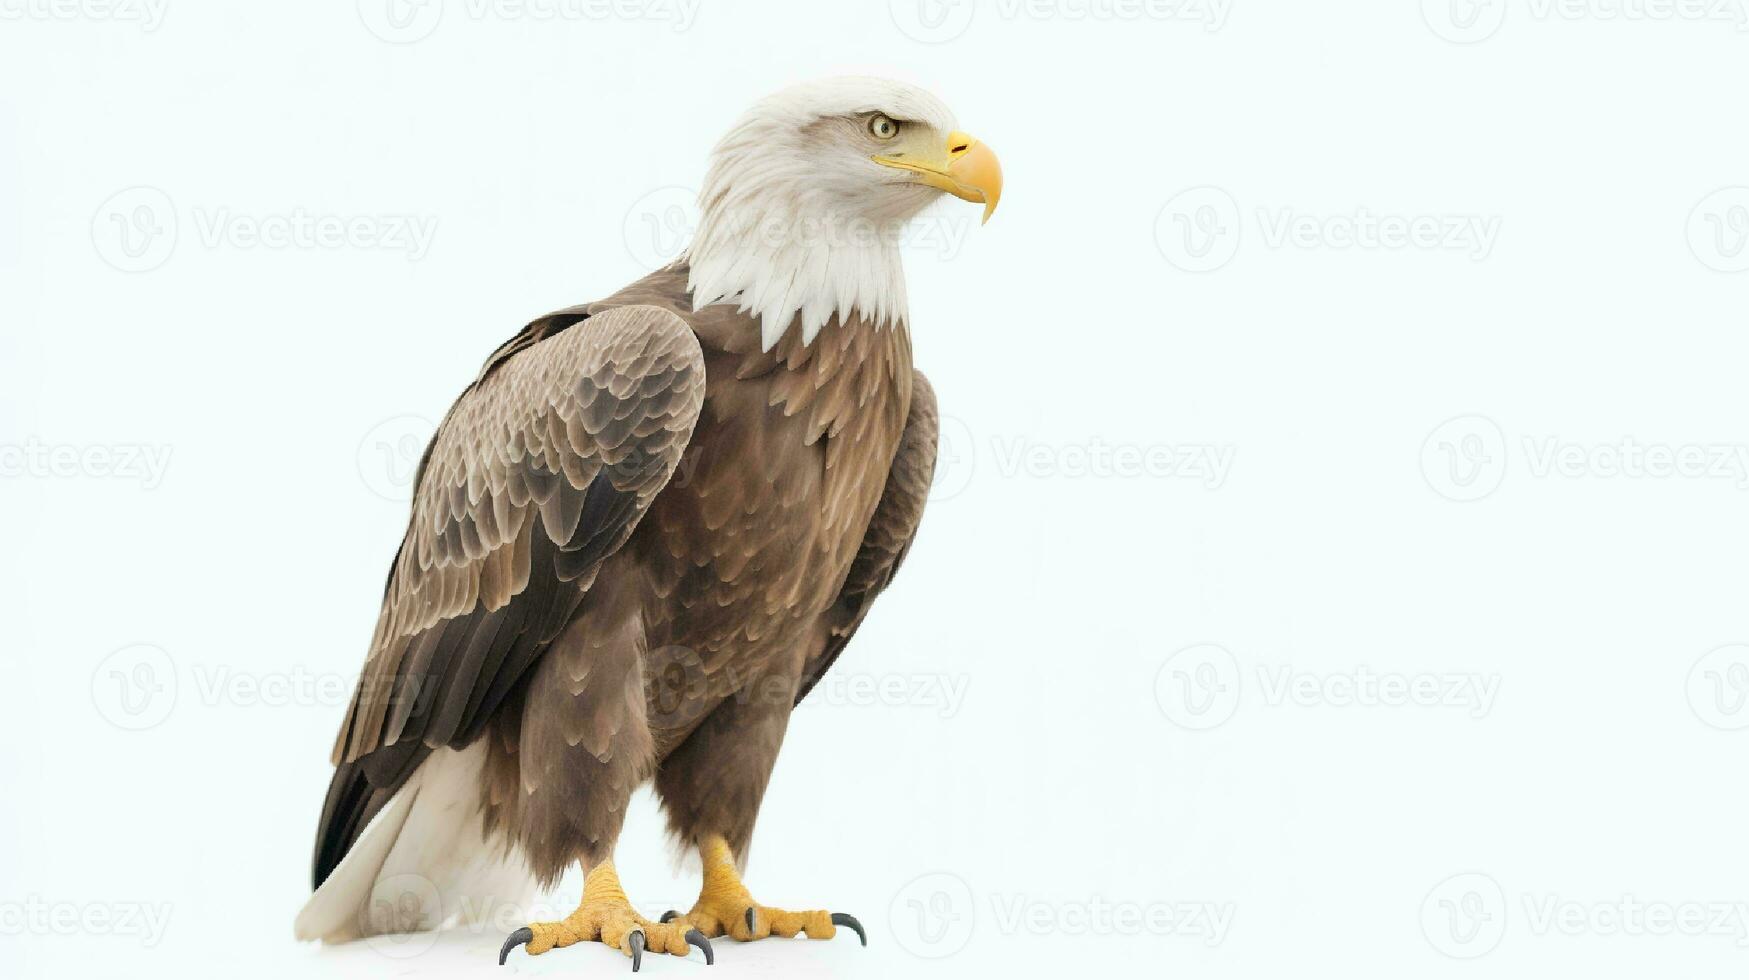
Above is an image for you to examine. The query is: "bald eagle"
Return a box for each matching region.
[293,77,1001,969]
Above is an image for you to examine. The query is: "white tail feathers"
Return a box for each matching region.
[294,742,538,943]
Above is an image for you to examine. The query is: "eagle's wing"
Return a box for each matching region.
[795,370,939,705]
[313,304,704,886]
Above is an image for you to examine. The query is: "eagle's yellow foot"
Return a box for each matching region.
[659,836,866,946]
[499,860,712,971]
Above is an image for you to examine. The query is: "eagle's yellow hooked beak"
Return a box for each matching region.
[875,130,1003,224]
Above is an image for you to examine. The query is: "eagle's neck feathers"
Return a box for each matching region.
[682,200,910,354]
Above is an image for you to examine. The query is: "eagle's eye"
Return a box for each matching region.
[868,114,901,140]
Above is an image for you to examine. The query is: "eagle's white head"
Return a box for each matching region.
[683,77,1003,351]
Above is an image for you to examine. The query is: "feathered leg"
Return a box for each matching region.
[496,601,711,969]
[653,667,864,946]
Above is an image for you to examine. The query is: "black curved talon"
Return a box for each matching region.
[685,928,714,965]
[628,928,645,972]
[744,907,758,936]
[499,927,533,965]
[830,912,867,947]
[659,910,681,924]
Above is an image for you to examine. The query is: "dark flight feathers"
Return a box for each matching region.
[313,305,706,887]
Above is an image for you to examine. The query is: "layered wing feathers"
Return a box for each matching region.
[332,305,705,767]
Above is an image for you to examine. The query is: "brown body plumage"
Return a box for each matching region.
[312,263,938,891]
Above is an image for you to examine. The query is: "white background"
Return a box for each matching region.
[4,0,1749,977]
